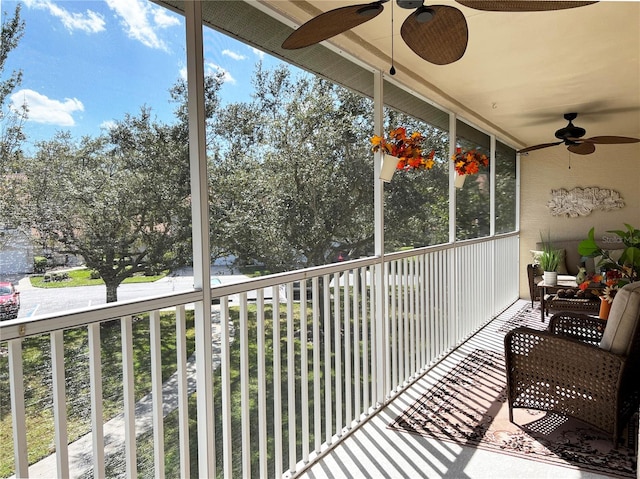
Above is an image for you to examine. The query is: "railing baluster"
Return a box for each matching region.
[299,280,310,461]
[343,271,352,427]
[273,286,283,478]
[87,323,104,479]
[390,260,398,390]
[8,338,28,478]
[361,267,369,410]
[50,329,69,479]
[352,270,360,423]
[175,305,190,479]
[239,293,251,478]
[256,290,267,479]
[409,258,415,378]
[333,272,342,436]
[121,315,137,478]
[221,298,233,479]
[312,276,321,453]
[150,310,165,479]
[323,274,332,443]
[287,282,297,473]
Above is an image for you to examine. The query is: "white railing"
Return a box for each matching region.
[0,234,519,478]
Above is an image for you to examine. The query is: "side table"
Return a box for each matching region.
[538,276,599,323]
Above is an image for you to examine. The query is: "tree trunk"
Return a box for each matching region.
[105,282,118,303]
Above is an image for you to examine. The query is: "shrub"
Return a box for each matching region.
[34,256,48,274]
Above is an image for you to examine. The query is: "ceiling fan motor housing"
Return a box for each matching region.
[397,0,424,9]
[555,114,586,141]
[555,124,586,141]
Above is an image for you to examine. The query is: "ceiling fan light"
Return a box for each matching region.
[415,6,435,23]
[357,5,383,17]
[397,0,424,9]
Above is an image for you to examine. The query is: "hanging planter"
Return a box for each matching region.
[380,154,399,182]
[452,147,489,182]
[455,174,466,189]
[371,127,436,182]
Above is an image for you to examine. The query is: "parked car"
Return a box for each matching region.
[0,282,20,320]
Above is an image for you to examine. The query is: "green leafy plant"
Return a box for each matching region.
[578,223,640,286]
[538,249,560,272]
[539,233,560,272]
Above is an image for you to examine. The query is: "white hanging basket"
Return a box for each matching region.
[380,154,399,182]
[455,174,466,188]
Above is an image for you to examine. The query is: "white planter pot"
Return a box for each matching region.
[455,174,466,188]
[380,154,399,182]
[543,271,558,286]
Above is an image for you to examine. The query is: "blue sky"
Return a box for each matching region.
[3,0,284,152]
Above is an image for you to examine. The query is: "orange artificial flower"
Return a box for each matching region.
[452,147,488,176]
[371,128,436,172]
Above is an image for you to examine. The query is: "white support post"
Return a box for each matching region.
[373,70,386,404]
[490,135,497,314]
[448,114,458,339]
[185,2,215,477]
[449,113,457,245]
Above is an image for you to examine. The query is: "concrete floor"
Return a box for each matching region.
[294,300,631,479]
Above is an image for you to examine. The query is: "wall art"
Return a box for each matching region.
[547,187,625,217]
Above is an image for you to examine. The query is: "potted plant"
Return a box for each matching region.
[539,248,560,286]
[578,223,640,319]
[451,147,489,188]
[578,223,640,287]
[370,127,435,182]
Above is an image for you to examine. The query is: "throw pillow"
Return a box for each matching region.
[530,249,569,275]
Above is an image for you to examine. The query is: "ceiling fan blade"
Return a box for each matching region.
[455,1,598,12]
[517,141,563,153]
[282,2,384,50]
[567,142,596,155]
[401,5,468,65]
[581,136,640,144]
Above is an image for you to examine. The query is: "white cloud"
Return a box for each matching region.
[251,47,265,59]
[105,0,179,51]
[222,49,246,61]
[9,89,84,127]
[100,120,117,132]
[206,62,236,85]
[23,0,105,33]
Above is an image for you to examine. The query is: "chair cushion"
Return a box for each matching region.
[599,281,640,355]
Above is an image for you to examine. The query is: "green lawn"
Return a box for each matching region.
[29,268,168,288]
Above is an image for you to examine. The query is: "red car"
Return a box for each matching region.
[0,282,20,320]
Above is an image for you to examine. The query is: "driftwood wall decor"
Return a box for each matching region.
[547,187,625,217]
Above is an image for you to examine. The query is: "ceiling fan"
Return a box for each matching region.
[281,1,597,66]
[518,113,640,155]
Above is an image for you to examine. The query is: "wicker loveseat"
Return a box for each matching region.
[527,238,625,306]
[505,281,640,442]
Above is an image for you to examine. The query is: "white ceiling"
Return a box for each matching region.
[261,0,640,151]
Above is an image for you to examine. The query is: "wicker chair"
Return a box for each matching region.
[526,263,541,307]
[505,281,640,442]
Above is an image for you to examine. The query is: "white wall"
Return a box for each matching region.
[519,143,640,298]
